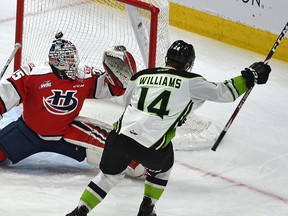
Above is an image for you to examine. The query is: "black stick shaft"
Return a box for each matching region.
[0,43,22,79]
[211,22,288,151]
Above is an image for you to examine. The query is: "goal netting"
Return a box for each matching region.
[14,0,220,151]
[15,0,170,70]
[173,114,220,151]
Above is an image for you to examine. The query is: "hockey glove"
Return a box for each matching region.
[103,45,136,90]
[241,62,271,89]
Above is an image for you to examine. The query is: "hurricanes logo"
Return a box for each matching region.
[43,90,78,115]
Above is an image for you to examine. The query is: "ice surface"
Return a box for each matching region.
[0,1,287,215]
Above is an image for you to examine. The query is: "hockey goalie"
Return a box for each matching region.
[0,33,146,178]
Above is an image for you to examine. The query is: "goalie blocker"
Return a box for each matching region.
[64,116,146,178]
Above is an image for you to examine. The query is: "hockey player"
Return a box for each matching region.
[0,33,145,177]
[66,40,271,216]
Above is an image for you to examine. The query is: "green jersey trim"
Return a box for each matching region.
[232,75,248,95]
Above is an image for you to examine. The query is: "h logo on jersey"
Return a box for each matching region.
[43,90,78,115]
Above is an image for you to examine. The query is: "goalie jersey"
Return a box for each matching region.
[0,62,115,137]
[115,67,248,149]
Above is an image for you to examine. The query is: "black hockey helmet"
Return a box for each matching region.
[166,40,195,71]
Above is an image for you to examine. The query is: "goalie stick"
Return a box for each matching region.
[211,22,288,151]
[0,43,21,120]
[0,43,21,79]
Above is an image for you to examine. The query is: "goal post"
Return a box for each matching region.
[14,0,24,71]
[119,0,159,68]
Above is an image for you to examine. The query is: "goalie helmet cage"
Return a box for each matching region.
[14,0,220,150]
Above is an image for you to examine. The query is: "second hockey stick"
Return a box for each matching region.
[0,43,22,80]
[211,22,288,151]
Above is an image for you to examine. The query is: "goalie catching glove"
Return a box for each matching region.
[241,62,271,89]
[103,46,137,95]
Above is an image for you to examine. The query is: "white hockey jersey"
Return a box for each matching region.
[115,67,248,149]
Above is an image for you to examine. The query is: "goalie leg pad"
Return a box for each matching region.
[63,118,111,166]
[126,160,146,178]
[86,147,103,166]
[64,118,146,178]
[63,119,110,149]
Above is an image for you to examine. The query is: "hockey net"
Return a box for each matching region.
[14,0,170,70]
[14,0,220,151]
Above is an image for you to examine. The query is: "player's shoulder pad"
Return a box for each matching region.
[20,61,52,76]
[130,67,203,81]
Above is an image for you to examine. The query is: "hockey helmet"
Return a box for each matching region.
[166,40,195,71]
[48,32,79,80]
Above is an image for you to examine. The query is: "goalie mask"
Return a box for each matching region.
[48,33,79,80]
[103,45,137,89]
[166,40,195,71]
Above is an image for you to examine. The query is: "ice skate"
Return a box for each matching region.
[137,197,157,216]
[66,205,89,216]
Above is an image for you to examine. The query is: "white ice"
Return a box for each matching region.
[0,1,288,216]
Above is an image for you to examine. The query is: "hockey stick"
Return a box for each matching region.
[0,43,22,80]
[0,43,21,120]
[211,22,288,151]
